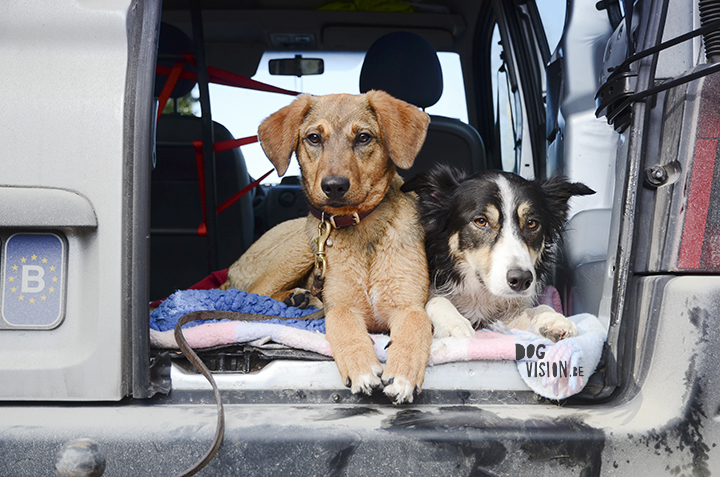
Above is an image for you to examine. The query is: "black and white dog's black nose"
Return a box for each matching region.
[507,268,533,292]
[321,175,350,200]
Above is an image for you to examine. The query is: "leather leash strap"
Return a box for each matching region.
[172,308,324,476]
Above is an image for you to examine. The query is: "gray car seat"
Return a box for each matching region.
[360,32,486,178]
[151,23,254,300]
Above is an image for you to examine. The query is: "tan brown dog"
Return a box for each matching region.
[222,91,433,404]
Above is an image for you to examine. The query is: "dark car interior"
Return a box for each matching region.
[152,1,548,298]
[151,0,615,383]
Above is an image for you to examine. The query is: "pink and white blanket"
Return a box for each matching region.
[150,287,606,400]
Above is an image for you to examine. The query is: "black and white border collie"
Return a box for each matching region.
[402,165,595,341]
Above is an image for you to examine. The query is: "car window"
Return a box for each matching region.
[489,1,565,175]
[209,51,469,184]
[490,23,524,174]
[536,0,566,54]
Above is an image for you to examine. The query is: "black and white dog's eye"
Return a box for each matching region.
[474,217,488,228]
[306,133,321,144]
[526,219,539,230]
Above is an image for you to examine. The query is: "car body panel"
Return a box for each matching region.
[1,0,720,474]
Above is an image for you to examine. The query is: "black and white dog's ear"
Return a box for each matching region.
[540,175,595,221]
[542,175,595,201]
[401,164,466,203]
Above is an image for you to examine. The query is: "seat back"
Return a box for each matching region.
[558,209,612,316]
[409,115,486,179]
[151,23,254,300]
[360,32,486,177]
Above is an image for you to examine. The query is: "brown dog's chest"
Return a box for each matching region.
[322,226,393,329]
[326,221,386,268]
[306,196,427,331]
[321,215,389,282]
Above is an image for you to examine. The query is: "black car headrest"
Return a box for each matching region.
[359,31,443,109]
[154,22,197,99]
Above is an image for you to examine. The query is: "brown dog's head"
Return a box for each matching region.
[257,91,430,215]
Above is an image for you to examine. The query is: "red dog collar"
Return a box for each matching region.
[307,204,375,228]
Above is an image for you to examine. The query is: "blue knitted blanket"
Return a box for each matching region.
[149,288,325,333]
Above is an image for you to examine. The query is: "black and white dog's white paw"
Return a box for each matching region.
[532,310,579,342]
[426,296,475,339]
[508,305,578,342]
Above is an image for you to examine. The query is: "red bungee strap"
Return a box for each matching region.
[155,53,300,97]
[155,53,299,124]
[214,135,259,152]
[156,59,187,123]
[216,169,273,214]
[193,141,208,236]
[156,64,301,96]
[157,54,294,236]
[194,136,274,237]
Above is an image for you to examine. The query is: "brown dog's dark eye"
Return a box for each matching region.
[474,217,488,228]
[306,133,321,145]
[355,132,372,144]
[526,219,539,230]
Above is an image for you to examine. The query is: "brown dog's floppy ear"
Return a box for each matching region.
[366,90,430,170]
[257,94,312,176]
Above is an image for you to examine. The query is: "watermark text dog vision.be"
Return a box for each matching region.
[516,344,583,378]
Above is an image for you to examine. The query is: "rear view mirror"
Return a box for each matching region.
[269,55,324,76]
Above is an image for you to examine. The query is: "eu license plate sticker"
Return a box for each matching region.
[2,233,66,328]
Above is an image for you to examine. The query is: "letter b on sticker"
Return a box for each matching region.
[22,265,45,293]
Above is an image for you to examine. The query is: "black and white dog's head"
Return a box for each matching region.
[403,165,595,301]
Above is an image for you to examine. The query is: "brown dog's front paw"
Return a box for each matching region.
[284,288,311,308]
[272,288,317,309]
[337,358,383,396]
[382,375,419,404]
[381,309,431,404]
[382,355,428,405]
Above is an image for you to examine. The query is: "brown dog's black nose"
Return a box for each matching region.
[507,269,533,292]
[321,175,350,201]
